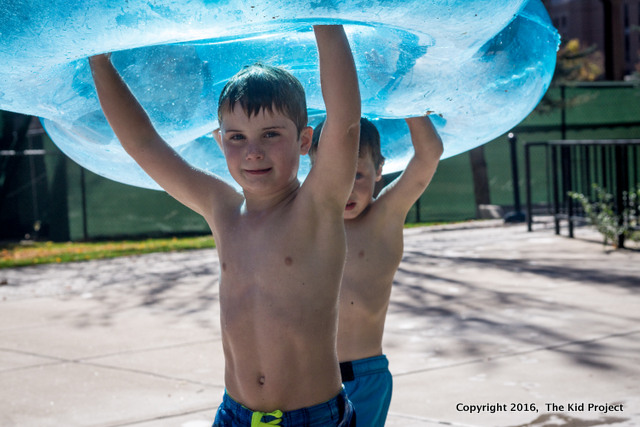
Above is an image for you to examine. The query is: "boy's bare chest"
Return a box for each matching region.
[214,208,339,285]
[344,219,403,282]
[215,209,344,323]
[219,216,300,268]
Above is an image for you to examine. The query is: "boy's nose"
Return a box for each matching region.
[245,142,264,160]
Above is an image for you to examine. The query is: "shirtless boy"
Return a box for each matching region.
[90,25,360,426]
[311,116,443,426]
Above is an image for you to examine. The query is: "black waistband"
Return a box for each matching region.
[339,361,355,382]
[339,355,389,383]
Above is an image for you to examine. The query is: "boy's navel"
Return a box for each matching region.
[222,262,227,271]
[358,250,365,258]
[284,256,293,266]
[258,375,266,385]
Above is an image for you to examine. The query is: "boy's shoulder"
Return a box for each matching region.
[353,196,404,232]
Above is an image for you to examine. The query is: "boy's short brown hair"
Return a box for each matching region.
[217,63,308,135]
[310,117,385,169]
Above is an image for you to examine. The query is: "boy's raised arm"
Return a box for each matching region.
[378,115,444,215]
[305,25,361,206]
[89,54,235,218]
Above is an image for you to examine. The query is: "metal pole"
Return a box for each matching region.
[525,142,533,231]
[80,168,88,241]
[561,85,566,140]
[566,146,574,238]
[614,145,627,248]
[552,146,560,235]
[504,132,525,223]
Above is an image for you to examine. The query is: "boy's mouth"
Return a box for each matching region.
[345,202,357,211]
[245,168,272,175]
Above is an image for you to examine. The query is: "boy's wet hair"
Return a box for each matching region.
[217,63,308,135]
[310,117,385,169]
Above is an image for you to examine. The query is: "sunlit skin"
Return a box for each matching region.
[336,116,443,363]
[211,107,349,410]
[89,25,361,413]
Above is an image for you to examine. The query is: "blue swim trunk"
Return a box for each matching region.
[213,388,355,426]
[340,355,392,427]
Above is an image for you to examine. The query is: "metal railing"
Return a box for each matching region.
[525,138,640,248]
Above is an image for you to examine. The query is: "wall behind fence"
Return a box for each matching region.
[1,125,209,241]
[64,151,209,241]
[406,82,640,223]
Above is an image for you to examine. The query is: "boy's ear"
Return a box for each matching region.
[375,161,384,182]
[298,126,313,155]
[212,128,223,150]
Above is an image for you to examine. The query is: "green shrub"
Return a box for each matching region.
[569,185,639,247]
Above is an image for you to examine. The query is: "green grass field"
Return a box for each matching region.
[0,236,216,269]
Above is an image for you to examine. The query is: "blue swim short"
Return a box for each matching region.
[213,388,355,426]
[340,354,392,427]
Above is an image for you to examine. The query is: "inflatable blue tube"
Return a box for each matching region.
[0,0,559,189]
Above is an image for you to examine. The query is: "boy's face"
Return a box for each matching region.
[344,149,382,220]
[214,104,312,195]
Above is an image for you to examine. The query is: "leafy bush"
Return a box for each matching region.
[569,185,639,247]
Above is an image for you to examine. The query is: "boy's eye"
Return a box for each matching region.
[229,134,245,141]
[264,131,280,138]
[355,172,364,180]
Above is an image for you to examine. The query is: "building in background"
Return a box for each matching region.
[543,0,640,80]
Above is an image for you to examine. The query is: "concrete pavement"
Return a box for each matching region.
[1,220,639,426]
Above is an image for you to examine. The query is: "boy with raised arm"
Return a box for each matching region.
[90,25,360,426]
[311,116,443,427]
